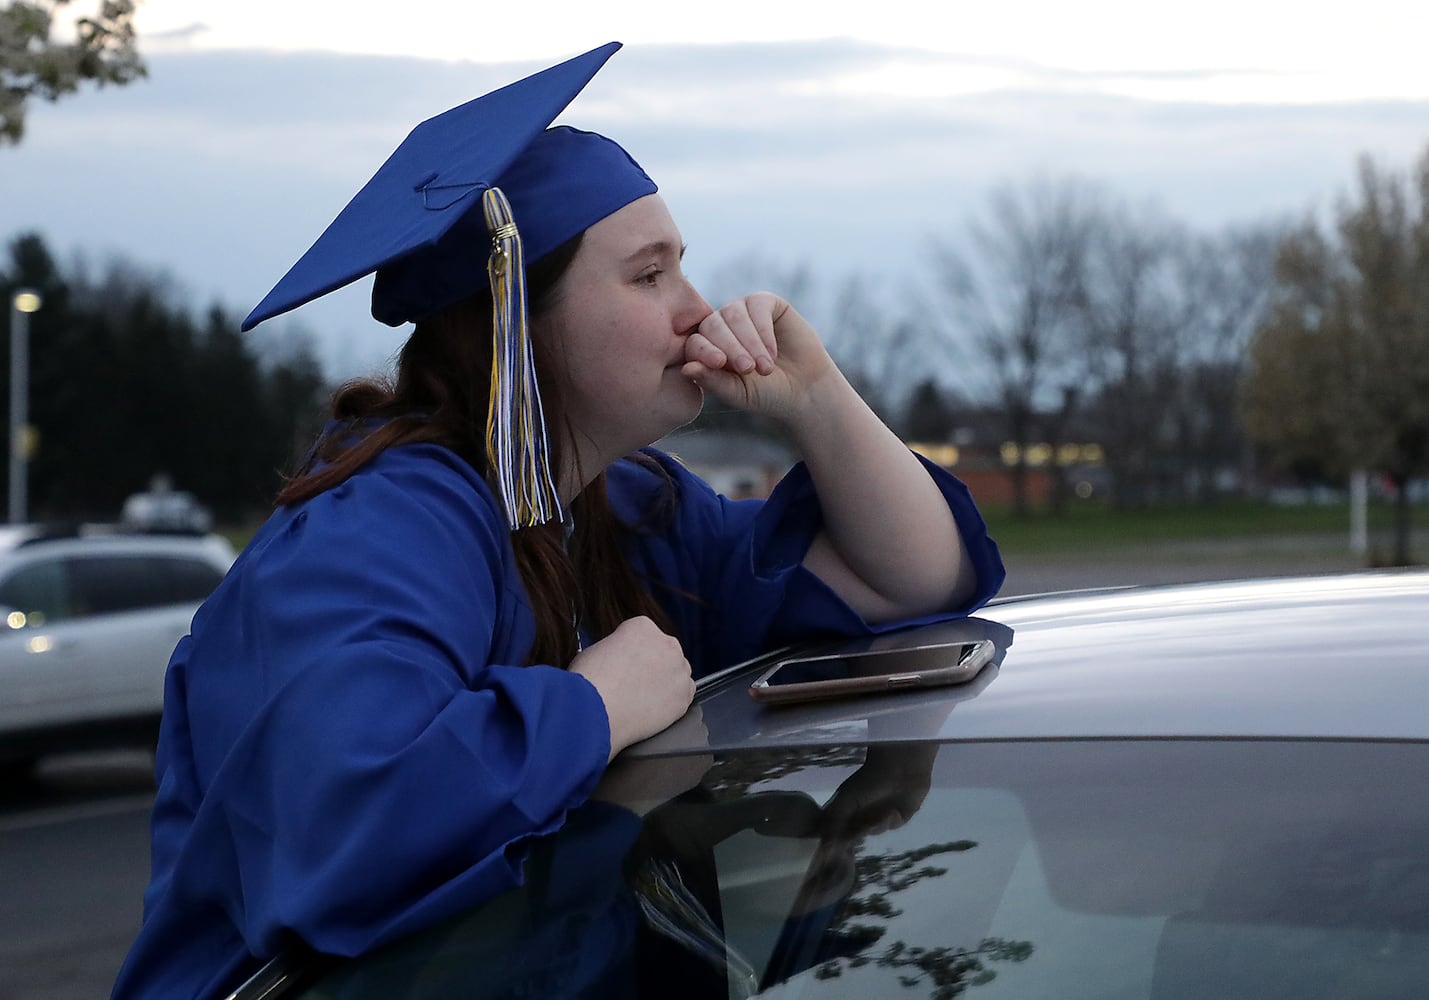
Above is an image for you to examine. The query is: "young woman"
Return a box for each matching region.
[111,44,1003,1000]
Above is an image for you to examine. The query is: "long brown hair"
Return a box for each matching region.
[277,233,675,667]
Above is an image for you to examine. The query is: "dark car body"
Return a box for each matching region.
[233,570,1429,999]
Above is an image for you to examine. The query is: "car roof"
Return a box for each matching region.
[0,527,235,565]
[629,570,1429,758]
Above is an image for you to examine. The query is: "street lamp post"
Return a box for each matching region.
[9,289,41,524]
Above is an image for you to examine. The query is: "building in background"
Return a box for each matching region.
[657,430,797,500]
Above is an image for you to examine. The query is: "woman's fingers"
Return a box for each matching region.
[570,616,695,760]
[724,294,779,370]
[683,292,835,420]
[698,312,760,374]
[696,295,780,375]
[683,332,727,371]
[746,293,781,360]
[681,358,756,409]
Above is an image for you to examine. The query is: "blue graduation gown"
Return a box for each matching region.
[110,444,1003,1000]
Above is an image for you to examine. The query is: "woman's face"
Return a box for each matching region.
[538,194,712,470]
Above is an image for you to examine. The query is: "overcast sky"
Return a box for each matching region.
[6,2,1427,378]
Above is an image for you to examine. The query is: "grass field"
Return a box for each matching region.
[981,497,1422,557]
[218,496,1425,596]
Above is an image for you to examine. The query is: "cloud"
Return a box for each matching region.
[145,21,213,45]
[3,40,1426,379]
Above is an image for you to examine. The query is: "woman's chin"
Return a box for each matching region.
[683,380,705,415]
[645,386,704,446]
[668,376,704,417]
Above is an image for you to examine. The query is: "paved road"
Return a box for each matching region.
[0,539,1411,1000]
[1,755,154,1000]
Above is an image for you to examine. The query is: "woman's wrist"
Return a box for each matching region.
[781,366,862,453]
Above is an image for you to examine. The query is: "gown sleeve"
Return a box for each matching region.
[610,449,1006,677]
[160,444,611,959]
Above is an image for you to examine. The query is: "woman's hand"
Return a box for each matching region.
[680,292,837,423]
[571,616,695,762]
[685,292,978,624]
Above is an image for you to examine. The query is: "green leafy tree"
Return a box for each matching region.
[1,0,146,145]
[1241,149,1429,565]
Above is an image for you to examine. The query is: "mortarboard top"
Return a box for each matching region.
[371,123,655,327]
[241,40,655,332]
[242,41,662,532]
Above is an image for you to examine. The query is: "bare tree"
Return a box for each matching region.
[1161,225,1282,503]
[928,178,1098,515]
[1,0,146,145]
[702,252,816,315]
[1074,203,1190,509]
[1242,149,1429,565]
[821,275,922,426]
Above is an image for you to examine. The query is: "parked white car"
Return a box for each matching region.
[0,527,234,778]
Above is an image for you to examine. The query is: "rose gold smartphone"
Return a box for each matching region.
[748,638,995,705]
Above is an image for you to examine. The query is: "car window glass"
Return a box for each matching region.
[163,555,226,603]
[0,558,71,624]
[276,739,1429,1000]
[65,554,224,615]
[68,556,173,615]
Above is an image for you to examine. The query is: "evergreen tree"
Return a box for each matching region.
[2,231,331,524]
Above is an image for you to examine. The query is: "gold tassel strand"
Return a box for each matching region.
[482,187,561,529]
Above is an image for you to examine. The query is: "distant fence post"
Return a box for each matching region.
[1349,469,1368,556]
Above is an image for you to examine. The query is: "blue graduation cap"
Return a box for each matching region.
[242,41,658,529]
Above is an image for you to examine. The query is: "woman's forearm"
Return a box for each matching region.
[788,370,978,622]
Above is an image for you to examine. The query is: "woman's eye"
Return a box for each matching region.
[636,269,662,286]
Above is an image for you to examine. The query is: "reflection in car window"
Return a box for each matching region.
[279,740,1429,1000]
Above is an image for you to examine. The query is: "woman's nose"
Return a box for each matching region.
[678,278,712,335]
